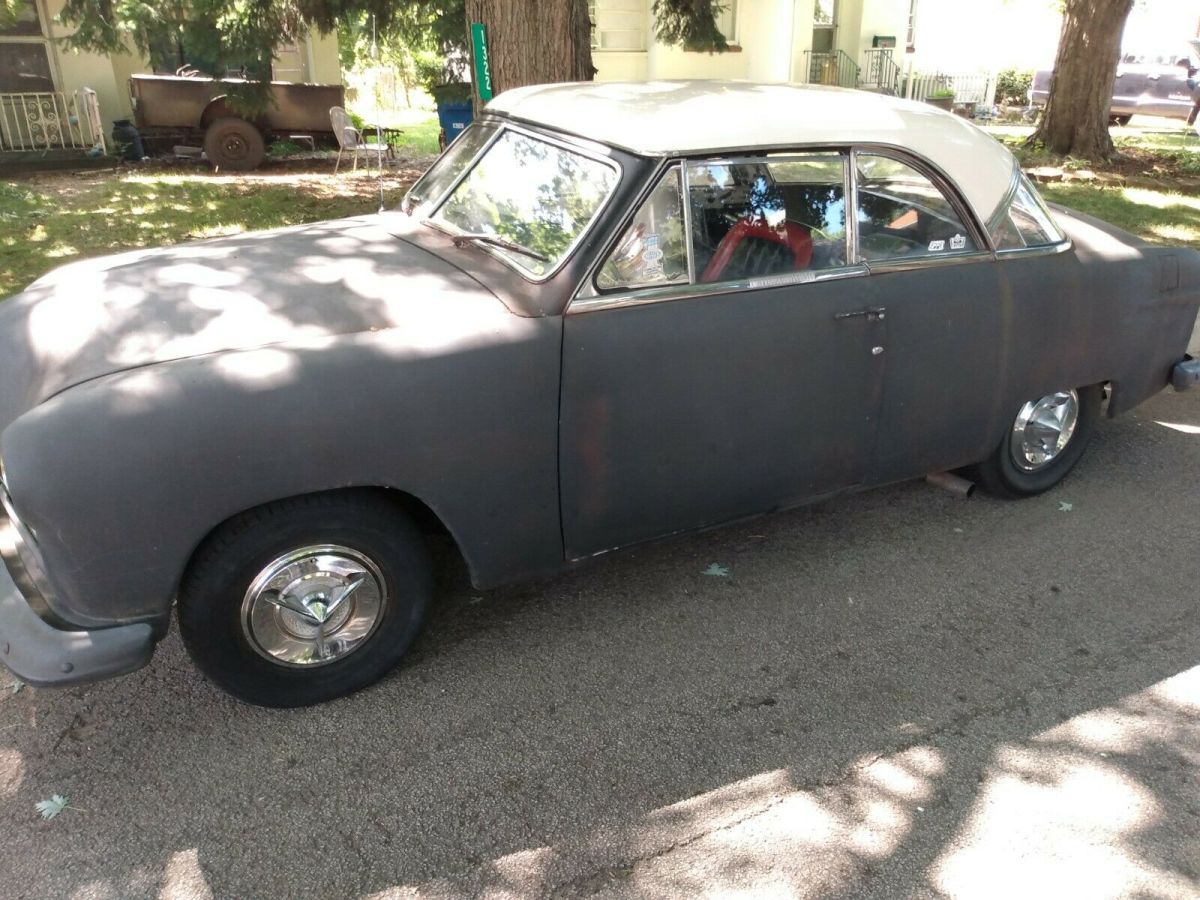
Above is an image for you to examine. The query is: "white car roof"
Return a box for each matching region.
[486,80,1017,225]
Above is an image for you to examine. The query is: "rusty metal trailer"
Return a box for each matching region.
[129,74,345,170]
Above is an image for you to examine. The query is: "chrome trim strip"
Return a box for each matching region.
[680,162,696,283]
[424,122,625,285]
[845,149,860,264]
[568,264,870,315]
[995,238,1074,260]
[865,251,994,274]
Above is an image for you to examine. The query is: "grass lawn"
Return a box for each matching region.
[1042,184,1200,250]
[0,162,430,299]
[384,113,441,155]
[346,110,442,156]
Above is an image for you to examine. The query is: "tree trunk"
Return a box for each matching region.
[1029,0,1134,160]
[464,0,595,107]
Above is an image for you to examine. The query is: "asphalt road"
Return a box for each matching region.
[1,378,1199,898]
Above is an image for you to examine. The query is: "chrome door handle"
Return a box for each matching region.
[834,306,886,321]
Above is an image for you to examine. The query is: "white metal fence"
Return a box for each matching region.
[0,89,106,154]
[798,54,997,110]
[901,70,996,106]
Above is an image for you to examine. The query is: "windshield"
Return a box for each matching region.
[429,129,620,277]
[403,123,499,217]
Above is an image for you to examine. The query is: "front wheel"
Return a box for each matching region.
[972,385,1102,498]
[179,493,431,707]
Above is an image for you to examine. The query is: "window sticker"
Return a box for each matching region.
[928,239,946,252]
[949,234,966,250]
[640,233,664,279]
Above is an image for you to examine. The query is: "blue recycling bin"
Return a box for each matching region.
[436,101,474,149]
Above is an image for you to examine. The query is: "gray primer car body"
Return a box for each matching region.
[1,83,1199,687]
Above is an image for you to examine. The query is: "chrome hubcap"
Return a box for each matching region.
[1010,389,1080,472]
[241,545,385,667]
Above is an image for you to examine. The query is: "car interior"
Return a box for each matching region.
[689,163,847,282]
[687,157,974,283]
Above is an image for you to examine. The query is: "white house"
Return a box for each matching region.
[591,0,914,86]
[588,0,1071,100]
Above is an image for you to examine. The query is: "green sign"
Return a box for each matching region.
[471,22,494,101]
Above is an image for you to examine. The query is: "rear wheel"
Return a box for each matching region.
[972,385,1102,498]
[203,117,266,171]
[179,493,431,707]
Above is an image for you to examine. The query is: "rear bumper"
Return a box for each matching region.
[1172,355,1200,391]
[0,556,154,687]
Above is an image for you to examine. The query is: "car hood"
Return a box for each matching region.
[0,212,504,433]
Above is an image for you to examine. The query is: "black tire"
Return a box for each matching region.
[1110,114,1132,127]
[203,117,266,171]
[972,385,1102,499]
[178,493,431,707]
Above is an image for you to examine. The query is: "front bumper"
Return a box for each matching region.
[0,557,155,687]
[0,482,154,687]
[1173,355,1200,391]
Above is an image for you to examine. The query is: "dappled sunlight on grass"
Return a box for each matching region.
[1043,183,1200,249]
[0,166,427,298]
[1120,187,1200,209]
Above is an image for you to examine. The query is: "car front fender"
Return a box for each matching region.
[0,322,565,628]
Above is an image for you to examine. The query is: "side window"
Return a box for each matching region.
[597,166,688,291]
[855,153,978,261]
[992,176,1066,250]
[689,154,847,284]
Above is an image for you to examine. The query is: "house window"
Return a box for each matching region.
[906,0,918,51]
[0,0,42,37]
[589,0,648,51]
[716,1,739,45]
[0,0,54,93]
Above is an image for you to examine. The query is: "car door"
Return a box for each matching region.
[559,155,885,559]
[847,150,1006,485]
[1111,63,1146,117]
[1144,58,1194,118]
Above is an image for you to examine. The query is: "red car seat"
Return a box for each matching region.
[700,219,813,282]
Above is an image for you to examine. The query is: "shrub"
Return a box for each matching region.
[996,68,1034,106]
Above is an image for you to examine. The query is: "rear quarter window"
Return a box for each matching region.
[992,176,1066,250]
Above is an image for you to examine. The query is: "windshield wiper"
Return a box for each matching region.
[448,232,549,262]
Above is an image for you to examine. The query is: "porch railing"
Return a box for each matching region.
[0,89,107,155]
[860,48,901,94]
[803,50,860,89]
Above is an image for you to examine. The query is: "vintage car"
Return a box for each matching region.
[1,82,1198,707]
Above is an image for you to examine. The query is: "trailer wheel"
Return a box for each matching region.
[203,117,265,171]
